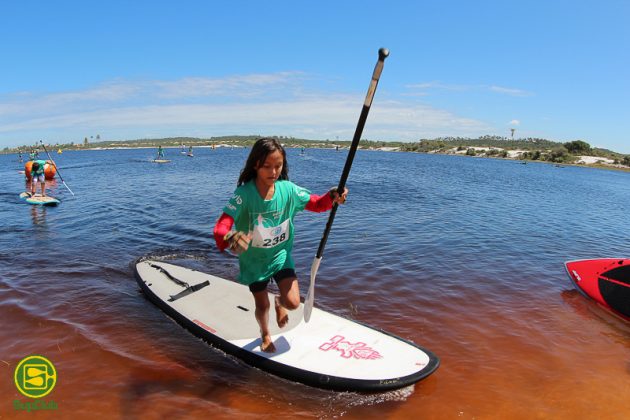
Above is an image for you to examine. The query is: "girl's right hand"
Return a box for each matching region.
[329,187,349,205]
[224,231,252,255]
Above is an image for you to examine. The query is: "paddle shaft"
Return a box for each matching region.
[315,48,389,259]
[304,48,388,323]
[40,141,75,196]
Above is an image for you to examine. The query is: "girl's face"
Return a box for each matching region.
[255,150,284,188]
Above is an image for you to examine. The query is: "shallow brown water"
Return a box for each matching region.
[1,148,629,418]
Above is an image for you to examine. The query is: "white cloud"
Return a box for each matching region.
[0,82,141,117]
[406,82,470,91]
[489,85,532,97]
[0,73,303,118]
[151,72,304,99]
[509,119,520,126]
[406,82,532,97]
[0,74,494,146]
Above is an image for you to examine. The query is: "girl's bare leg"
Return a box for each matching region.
[252,290,275,352]
[275,277,300,328]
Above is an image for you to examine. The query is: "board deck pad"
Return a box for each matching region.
[135,260,439,391]
[565,258,630,319]
[19,192,60,206]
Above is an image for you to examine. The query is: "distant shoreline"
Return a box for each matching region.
[5,136,630,173]
[82,143,630,172]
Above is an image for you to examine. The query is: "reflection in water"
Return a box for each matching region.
[561,289,630,337]
[30,206,47,225]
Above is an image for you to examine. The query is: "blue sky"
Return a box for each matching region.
[1,0,628,153]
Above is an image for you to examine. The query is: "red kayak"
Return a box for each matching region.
[564,259,630,320]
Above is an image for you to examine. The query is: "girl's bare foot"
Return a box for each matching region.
[261,334,276,353]
[275,296,289,328]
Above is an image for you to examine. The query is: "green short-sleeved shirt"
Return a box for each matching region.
[31,159,47,176]
[223,180,311,285]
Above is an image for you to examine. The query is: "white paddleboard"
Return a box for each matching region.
[152,159,171,164]
[135,260,439,391]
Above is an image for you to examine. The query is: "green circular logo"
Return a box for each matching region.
[14,355,57,398]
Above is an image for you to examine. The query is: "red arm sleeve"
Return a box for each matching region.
[305,192,334,213]
[214,213,234,251]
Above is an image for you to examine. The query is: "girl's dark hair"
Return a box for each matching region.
[238,138,289,186]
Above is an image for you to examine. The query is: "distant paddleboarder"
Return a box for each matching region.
[157,145,165,160]
[213,137,347,353]
[27,160,48,197]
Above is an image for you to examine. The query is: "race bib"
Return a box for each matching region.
[251,217,290,249]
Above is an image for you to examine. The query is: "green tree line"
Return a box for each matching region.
[3,135,629,167]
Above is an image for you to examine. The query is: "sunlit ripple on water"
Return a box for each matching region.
[1,148,629,418]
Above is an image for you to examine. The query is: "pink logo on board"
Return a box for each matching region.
[319,335,383,360]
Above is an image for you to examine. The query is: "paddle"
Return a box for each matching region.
[40,141,75,197]
[304,48,389,322]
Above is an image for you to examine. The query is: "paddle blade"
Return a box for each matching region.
[304,256,322,323]
[62,180,75,197]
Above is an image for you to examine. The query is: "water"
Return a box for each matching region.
[1,147,629,419]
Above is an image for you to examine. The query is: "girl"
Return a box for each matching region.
[214,138,347,353]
